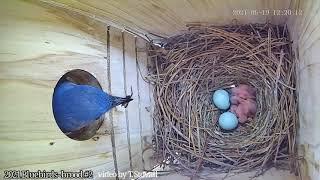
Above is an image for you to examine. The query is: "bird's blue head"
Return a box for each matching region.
[110,89,134,108]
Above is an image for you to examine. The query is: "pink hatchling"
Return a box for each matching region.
[230,84,257,123]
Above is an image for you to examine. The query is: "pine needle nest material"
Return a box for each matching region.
[147,23,299,177]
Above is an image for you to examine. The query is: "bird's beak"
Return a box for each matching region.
[122,98,133,108]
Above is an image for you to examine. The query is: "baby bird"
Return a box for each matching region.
[52,81,133,133]
[230,84,257,123]
[231,84,256,100]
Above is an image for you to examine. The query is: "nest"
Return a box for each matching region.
[147,23,299,178]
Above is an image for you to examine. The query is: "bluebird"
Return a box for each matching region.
[52,81,133,133]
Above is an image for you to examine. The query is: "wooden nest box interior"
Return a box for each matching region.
[0,1,319,180]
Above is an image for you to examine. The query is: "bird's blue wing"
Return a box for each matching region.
[53,82,112,132]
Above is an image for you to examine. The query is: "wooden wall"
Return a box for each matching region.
[1,0,320,180]
[0,0,154,179]
[40,0,291,39]
[288,1,320,180]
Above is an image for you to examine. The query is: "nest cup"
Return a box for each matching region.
[148,23,298,177]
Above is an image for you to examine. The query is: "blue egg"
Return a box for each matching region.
[212,89,230,110]
[218,112,238,130]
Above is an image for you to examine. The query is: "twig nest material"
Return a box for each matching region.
[148,23,298,177]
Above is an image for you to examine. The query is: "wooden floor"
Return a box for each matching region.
[0,0,154,179]
[152,168,297,180]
